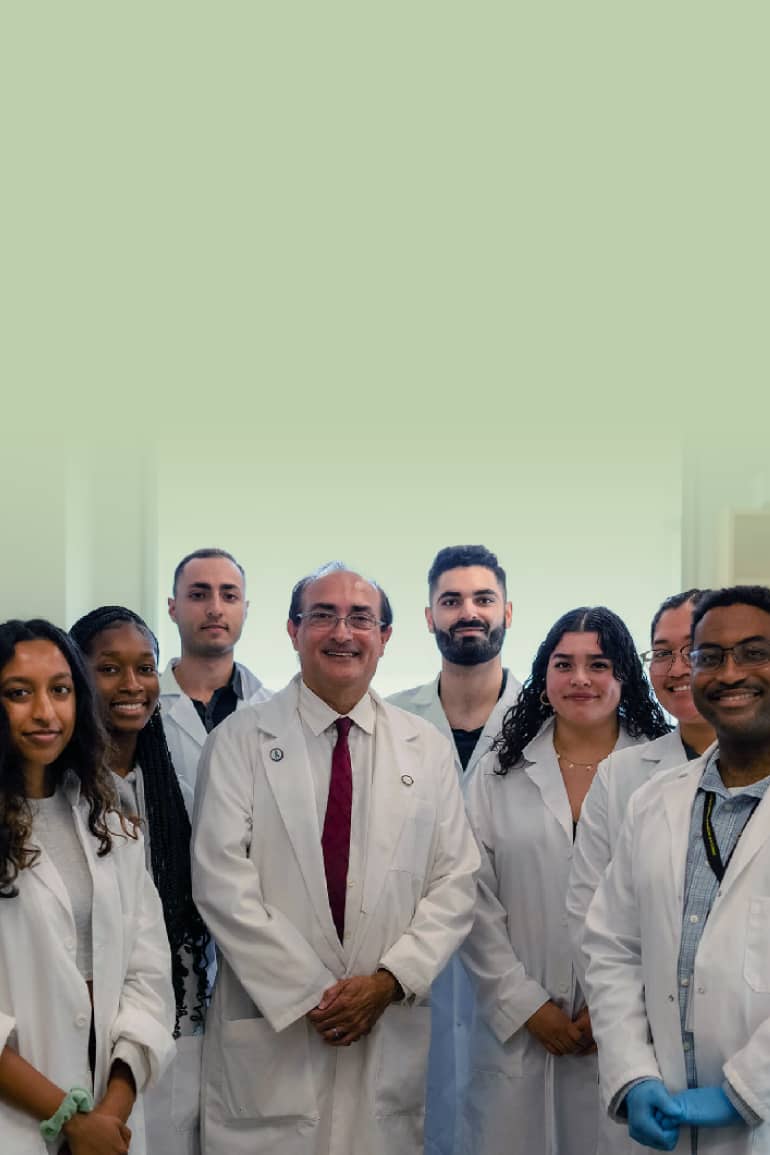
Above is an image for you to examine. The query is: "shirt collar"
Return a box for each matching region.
[298,678,375,736]
[699,746,770,800]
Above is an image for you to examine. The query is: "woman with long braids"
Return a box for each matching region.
[0,618,174,1155]
[70,606,211,1155]
[460,606,669,1155]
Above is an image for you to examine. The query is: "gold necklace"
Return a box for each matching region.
[554,745,613,772]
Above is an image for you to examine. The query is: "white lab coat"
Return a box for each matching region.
[566,729,694,1155]
[0,772,175,1155]
[190,676,480,1155]
[387,669,521,1155]
[568,728,691,990]
[159,660,270,802]
[460,719,640,1155]
[112,766,202,1155]
[583,753,770,1154]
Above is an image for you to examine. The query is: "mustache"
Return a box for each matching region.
[450,619,489,637]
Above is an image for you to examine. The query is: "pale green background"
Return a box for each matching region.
[2,5,769,689]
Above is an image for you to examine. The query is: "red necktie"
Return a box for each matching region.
[322,716,353,941]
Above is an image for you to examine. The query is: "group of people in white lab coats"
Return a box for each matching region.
[4,541,770,1155]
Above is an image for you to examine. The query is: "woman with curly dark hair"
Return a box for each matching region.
[0,618,174,1155]
[460,606,669,1155]
[70,606,211,1155]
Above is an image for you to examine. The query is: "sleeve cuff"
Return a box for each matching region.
[111,1040,152,1094]
[610,1077,655,1121]
[724,1080,763,1127]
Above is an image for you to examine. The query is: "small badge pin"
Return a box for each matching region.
[269,748,284,762]
[401,774,414,787]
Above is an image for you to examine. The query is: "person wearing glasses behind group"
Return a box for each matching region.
[583,585,770,1153]
[459,606,669,1155]
[567,590,717,1150]
[191,562,479,1155]
[0,619,174,1155]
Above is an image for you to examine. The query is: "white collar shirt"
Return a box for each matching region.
[297,679,376,949]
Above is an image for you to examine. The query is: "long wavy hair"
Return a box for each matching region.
[70,606,211,1031]
[0,619,118,897]
[495,606,670,774]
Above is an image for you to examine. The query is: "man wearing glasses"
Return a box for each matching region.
[191,561,480,1155]
[583,585,770,1152]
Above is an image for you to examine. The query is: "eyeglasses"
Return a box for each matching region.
[689,641,770,672]
[639,645,692,671]
[296,611,384,632]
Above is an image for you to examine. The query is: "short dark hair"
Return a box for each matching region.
[692,585,770,637]
[650,589,705,643]
[288,561,393,629]
[172,548,245,595]
[427,545,507,599]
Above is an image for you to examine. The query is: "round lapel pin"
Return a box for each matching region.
[269,748,284,762]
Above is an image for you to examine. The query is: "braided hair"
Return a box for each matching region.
[495,606,670,774]
[70,606,210,1033]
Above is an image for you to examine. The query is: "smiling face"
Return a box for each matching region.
[287,569,392,710]
[545,630,622,727]
[168,556,248,658]
[0,640,76,776]
[649,601,704,724]
[691,604,770,743]
[86,621,160,736]
[426,565,512,667]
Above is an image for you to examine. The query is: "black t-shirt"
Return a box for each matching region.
[448,670,509,772]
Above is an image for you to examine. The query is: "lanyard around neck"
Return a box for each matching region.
[701,790,761,883]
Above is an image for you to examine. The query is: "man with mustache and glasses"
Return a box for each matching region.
[583,586,770,1154]
[160,547,271,804]
[191,562,479,1155]
[389,545,521,1155]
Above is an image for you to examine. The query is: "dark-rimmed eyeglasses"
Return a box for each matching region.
[689,641,770,672]
[296,611,384,632]
[639,645,692,671]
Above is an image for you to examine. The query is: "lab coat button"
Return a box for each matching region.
[680,977,689,987]
[65,938,75,952]
[697,986,705,994]
[689,914,699,924]
[75,1013,88,1028]
[668,994,675,1002]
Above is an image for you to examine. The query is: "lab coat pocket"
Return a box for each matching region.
[744,896,770,992]
[375,1004,432,1116]
[171,1034,202,1132]
[390,802,436,879]
[219,1016,317,1122]
[470,1016,525,1079]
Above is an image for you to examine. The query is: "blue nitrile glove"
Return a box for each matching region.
[671,1087,744,1128]
[625,1079,683,1150]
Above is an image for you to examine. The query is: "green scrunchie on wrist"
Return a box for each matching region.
[40,1086,94,1141]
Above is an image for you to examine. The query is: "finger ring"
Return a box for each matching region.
[332,1028,341,1039]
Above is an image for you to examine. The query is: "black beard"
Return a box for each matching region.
[434,622,506,666]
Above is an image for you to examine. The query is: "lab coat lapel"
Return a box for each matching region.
[29,845,72,916]
[716,787,770,899]
[466,671,521,779]
[661,764,702,915]
[160,665,207,747]
[352,698,416,961]
[259,686,346,965]
[521,721,574,841]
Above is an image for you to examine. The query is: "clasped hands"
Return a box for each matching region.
[525,1000,597,1056]
[307,970,398,1047]
[625,1079,744,1150]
